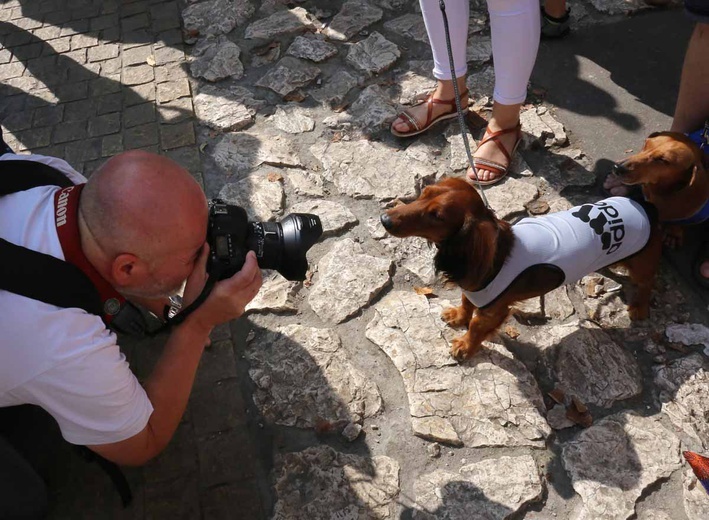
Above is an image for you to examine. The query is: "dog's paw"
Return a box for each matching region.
[628,304,650,321]
[441,307,470,328]
[450,336,480,361]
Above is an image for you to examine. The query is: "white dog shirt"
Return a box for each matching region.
[463,197,652,308]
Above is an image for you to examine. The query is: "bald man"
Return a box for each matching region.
[0,150,261,517]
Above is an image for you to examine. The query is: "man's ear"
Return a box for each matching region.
[111,253,143,286]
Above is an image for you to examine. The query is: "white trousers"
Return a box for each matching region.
[420,0,540,105]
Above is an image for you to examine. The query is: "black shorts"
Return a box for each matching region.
[685,0,709,23]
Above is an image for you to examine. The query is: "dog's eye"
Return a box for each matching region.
[428,210,443,221]
[655,156,669,164]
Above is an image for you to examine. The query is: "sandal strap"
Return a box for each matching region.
[397,89,469,134]
[478,122,522,163]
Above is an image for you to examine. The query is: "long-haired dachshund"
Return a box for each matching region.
[612,131,709,245]
[380,177,663,361]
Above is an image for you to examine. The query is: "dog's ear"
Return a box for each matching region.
[435,216,499,286]
[648,131,662,138]
[670,164,698,193]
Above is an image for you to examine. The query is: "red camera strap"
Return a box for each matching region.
[54,184,125,324]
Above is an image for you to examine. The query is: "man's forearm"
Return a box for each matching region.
[141,317,213,454]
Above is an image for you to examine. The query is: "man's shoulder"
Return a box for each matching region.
[0,290,116,394]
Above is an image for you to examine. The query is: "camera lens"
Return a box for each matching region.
[245,214,322,281]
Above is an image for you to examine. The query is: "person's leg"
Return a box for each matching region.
[391,0,469,135]
[470,0,540,182]
[0,436,48,519]
[544,0,567,18]
[541,0,570,39]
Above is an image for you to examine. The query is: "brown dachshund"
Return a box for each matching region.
[613,131,709,245]
[380,177,663,361]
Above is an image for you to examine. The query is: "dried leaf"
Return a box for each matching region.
[548,388,566,405]
[624,149,633,154]
[267,172,284,183]
[331,131,344,143]
[667,342,690,354]
[414,286,434,297]
[199,142,208,152]
[571,396,588,413]
[503,325,520,339]
[566,406,593,428]
[146,55,156,67]
[284,90,306,102]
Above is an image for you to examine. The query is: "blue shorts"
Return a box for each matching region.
[685,0,709,24]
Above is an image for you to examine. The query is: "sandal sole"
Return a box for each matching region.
[391,109,467,138]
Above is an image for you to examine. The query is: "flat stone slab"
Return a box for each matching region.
[211,130,302,178]
[217,171,285,221]
[324,0,384,41]
[271,104,315,134]
[244,7,318,40]
[190,36,244,82]
[286,35,337,62]
[654,354,709,449]
[272,446,399,519]
[182,0,254,38]
[246,325,382,428]
[365,291,550,447]
[553,321,643,408]
[563,412,681,520]
[310,139,434,201]
[466,34,492,65]
[395,61,437,105]
[383,14,428,43]
[245,272,298,314]
[255,56,320,97]
[411,455,543,519]
[684,465,709,520]
[194,84,263,131]
[308,239,392,323]
[369,217,437,284]
[520,106,568,148]
[589,0,651,16]
[665,322,709,356]
[285,169,325,197]
[289,200,358,237]
[484,178,539,220]
[346,32,400,76]
[310,70,359,107]
[324,85,398,131]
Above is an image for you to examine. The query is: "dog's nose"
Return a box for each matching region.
[380,213,393,230]
[612,162,628,175]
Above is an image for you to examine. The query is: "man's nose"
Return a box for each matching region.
[380,213,393,230]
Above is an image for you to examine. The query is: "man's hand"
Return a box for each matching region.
[184,250,262,335]
[182,242,210,308]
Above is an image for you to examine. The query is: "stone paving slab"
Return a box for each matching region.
[2,1,708,519]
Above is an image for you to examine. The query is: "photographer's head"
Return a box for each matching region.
[79,150,208,299]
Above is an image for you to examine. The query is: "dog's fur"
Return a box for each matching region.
[614,131,709,246]
[381,177,663,361]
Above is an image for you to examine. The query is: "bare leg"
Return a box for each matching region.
[544,0,567,18]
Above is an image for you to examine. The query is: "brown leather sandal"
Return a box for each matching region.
[468,122,523,186]
[391,90,469,138]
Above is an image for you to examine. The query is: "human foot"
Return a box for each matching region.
[468,122,522,185]
[391,89,469,137]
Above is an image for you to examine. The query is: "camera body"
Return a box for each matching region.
[207,200,322,281]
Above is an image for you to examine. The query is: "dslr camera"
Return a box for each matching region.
[207,199,323,281]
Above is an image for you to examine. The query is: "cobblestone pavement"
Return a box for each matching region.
[2,0,709,519]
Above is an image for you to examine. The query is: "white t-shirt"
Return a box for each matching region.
[0,154,153,446]
[464,197,652,308]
